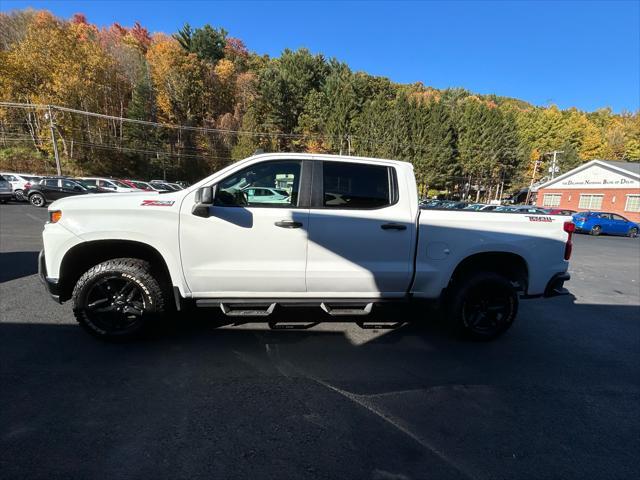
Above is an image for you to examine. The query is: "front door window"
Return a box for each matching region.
[215,161,301,208]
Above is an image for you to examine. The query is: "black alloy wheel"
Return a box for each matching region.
[82,276,146,333]
[448,272,518,340]
[72,258,167,339]
[461,284,515,336]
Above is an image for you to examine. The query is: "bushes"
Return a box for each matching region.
[0,146,56,175]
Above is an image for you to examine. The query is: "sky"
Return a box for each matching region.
[2,0,639,113]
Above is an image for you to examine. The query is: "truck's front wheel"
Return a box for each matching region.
[72,258,166,339]
[447,272,518,340]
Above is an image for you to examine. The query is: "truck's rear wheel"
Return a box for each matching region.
[447,272,518,340]
[72,258,166,339]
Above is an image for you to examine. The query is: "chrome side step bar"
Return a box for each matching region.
[195,299,390,318]
[320,302,373,316]
[219,302,276,317]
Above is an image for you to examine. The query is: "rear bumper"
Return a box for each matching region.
[38,250,61,303]
[0,192,13,200]
[543,272,571,297]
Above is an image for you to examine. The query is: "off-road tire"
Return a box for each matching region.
[447,272,518,341]
[72,258,166,340]
[29,192,46,207]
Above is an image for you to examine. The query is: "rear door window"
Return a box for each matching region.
[322,162,393,209]
[44,179,59,187]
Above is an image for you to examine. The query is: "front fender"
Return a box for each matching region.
[75,230,190,297]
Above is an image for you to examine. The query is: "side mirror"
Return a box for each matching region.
[192,185,215,218]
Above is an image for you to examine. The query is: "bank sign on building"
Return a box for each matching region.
[535,160,640,222]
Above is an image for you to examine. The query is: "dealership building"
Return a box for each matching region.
[535,159,640,222]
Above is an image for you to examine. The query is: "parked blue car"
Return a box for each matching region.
[572,211,639,237]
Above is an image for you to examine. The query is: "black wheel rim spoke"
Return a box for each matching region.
[84,276,146,333]
[463,291,511,334]
[118,280,135,296]
[87,297,110,309]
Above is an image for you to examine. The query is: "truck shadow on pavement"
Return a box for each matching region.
[1,297,639,480]
[0,251,39,283]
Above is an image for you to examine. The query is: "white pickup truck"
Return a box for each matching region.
[39,153,573,340]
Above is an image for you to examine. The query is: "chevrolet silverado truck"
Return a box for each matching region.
[39,153,573,340]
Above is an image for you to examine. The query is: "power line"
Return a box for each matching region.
[0,102,340,141]
[0,133,234,161]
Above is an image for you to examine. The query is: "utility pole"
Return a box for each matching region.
[546,150,564,179]
[47,105,61,176]
[526,158,540,204]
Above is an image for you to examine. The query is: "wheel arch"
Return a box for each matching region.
[58,239,174,302]
[448,251,529,293]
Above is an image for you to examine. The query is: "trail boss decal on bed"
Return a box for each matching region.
[140,200,175,207]
[526,215,554,222]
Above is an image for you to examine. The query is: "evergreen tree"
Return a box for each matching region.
[413,100,458,189]
[173,23,192,51]
[190,25,227,64]
[174,23,227,64]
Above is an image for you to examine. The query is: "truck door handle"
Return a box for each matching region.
[275,220,303,229]
[381,223,406,231]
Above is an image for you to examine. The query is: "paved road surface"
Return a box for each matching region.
[1,203,639,479]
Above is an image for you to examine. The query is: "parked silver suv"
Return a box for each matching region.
[0,175,13,203]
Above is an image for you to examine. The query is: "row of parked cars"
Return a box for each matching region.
[0,172,187,207]
[419,199,573,215]
[419,199,638,237]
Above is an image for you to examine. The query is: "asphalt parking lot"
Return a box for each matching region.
[1,202,639,480]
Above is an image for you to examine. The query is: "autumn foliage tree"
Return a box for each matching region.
[0,8,637,190]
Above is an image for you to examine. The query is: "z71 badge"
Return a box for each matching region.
[141,200,175,207]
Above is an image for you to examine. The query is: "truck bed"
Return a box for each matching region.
[412,209,571,298]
